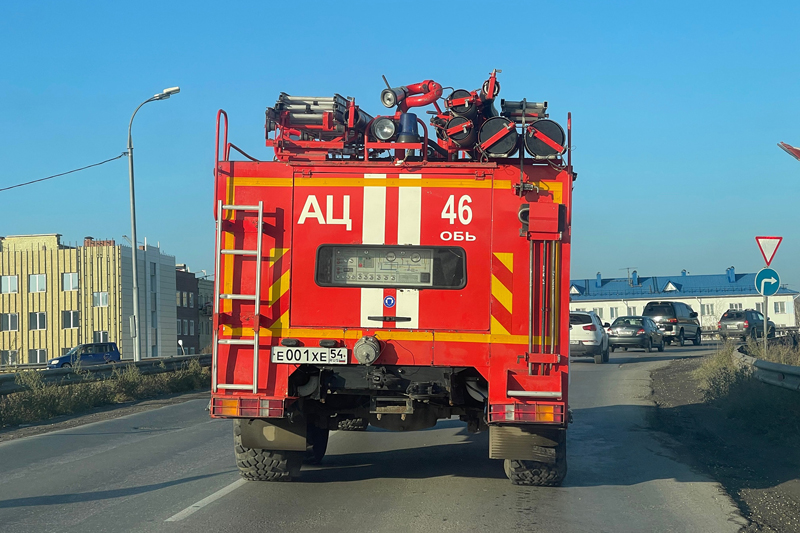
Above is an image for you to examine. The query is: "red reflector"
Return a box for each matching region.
[668,318,678,323]
[744,320,749,329]
[582,324,596,331]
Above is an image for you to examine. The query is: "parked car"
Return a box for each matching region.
[608,316,664,352]
[718,309,775,341]
[642,301,702,346]
[569,311,609,364]
[46,342,121,369]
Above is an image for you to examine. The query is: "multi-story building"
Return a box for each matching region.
[0,234,177,364]
[198,277,214,353]
[569,267,799,329]
[176,265,200,355]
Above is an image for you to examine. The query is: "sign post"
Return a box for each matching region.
[755,266,780,357]
[755,236,782,358]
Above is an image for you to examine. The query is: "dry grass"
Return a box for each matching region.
[694,342,800,440]
[0,360,209,428]
[743,337,800,366]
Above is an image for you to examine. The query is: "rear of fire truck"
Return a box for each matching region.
[210,70,574,485]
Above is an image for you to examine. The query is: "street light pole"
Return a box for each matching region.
[127,87,180,362]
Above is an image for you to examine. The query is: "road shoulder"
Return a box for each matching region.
[649,355,800,533]
[0,390,209,444]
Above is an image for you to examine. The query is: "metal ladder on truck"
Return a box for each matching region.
[212,200,264,394]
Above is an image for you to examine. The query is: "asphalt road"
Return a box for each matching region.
[0,345,748,533]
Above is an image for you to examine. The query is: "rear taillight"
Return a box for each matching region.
[583,324,597,331]
[744,320,749,329]
[668,318,678,323]
[636,328,646,335]
[717,321,721,329]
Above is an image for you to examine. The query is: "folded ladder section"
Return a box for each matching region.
[212,200,264,393]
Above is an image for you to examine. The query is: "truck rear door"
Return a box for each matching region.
[290,170,492,332]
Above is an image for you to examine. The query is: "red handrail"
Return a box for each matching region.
[215,109,229,177]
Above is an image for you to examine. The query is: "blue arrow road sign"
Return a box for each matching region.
[755,268,780,296]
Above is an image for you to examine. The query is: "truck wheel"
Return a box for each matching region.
[305,424,329,465]
[677,331,685,347]
[504,440,567,486]
[338,418,368,431]
[233,422,302,481]
[693,331,702,346]
[644,338,652,353]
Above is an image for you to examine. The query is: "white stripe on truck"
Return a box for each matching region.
[361,174,387,328]
[396,173,421,329]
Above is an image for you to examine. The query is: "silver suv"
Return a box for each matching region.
[642,301,702,346]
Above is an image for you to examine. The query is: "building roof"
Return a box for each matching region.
[570,268,798,301]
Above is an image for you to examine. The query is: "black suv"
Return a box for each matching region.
[718,309,775,341]
[642,301,702,346]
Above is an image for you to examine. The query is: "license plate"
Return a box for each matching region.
[619,331,633,336]
[570,340,579,345]
[727,324,739,329]
[271,347,348,365]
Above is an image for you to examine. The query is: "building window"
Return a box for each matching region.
[1,313,19,332]
[29,312,47,330]
[62,311,80,329]
[182,320,188,336]
[609,307,618,319]
[729,303,742,311]
[625,306,637,316]
[189,347,195,355]
[62,272,79,291]
[2,350,19,365]
[189,292,194,308]
[29,274,46,293]
[150,262,157,292]
[774,301,786,314]
[755,302,763,313]
[93,292,109,307]
[28,349,47,364]
[93,331,109,343]
[176,291,182,306]
[1,275,18,294]
[182,292,188,307]
[592,308,603,319]
[176,319,182,335]
[701,304,715,316]
[189,320,195,336]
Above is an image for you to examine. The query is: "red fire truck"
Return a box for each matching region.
[211,70,574,485]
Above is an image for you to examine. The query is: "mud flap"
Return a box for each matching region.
[489,425,562,462]
[238,418,307,451]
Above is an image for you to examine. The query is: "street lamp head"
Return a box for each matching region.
[153,87,181,100]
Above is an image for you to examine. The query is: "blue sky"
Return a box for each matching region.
[1,0,799,287]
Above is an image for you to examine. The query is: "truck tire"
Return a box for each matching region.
[677,330,685,347]
[338,418,368,431]
[233,422,302,481]
[503,440,567,486]
[693,330,702,346]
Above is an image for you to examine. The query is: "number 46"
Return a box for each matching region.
[441,195,473,225]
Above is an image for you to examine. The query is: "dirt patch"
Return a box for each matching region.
[0,390,209,444]
[650,355,800,533]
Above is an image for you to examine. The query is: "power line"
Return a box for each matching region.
[0,153,127,193]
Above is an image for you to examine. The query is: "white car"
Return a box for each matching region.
[569,311,609,364]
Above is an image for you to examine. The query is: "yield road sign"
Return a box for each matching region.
[755,268,780,296]
[756,236,782,266]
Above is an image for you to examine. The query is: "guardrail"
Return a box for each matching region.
[0,354,211,396]
[735,346,800,393]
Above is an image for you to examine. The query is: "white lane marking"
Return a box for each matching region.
[396,173,422,329]
[361,174,387,327]
[165,478,247,522]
